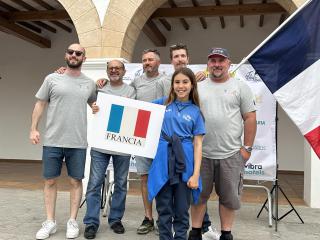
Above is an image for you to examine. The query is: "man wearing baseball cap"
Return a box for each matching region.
[189,48,257,240]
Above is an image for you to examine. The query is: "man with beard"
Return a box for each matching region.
[131,49,169,235]
[189,48,256,240]
[96,49,168,235]
[83,60,135,239]
[30,43,96,240]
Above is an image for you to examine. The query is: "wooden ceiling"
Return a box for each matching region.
[0,0,288,48]
[0,0,72,48]
[144,0,288,46]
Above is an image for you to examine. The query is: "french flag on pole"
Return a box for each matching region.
[240,0,320,158]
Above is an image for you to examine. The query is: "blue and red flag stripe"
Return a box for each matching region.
[107,104,151,138]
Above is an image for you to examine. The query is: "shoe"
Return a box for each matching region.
[219,233,233,240]
[137,217,154,234]
[188,229,202,240]
[84,225,98,239]
[202,226,221,240]
[36,220,57,239]
[111,221,125,234]
[66,219,79,239]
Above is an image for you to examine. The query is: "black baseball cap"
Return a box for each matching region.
[208,47,230,59]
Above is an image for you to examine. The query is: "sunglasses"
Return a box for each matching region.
[66,49,84,57]
[107,66,123,71]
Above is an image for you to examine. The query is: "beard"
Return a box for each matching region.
[66,58,83,69]
[109,75,121,82]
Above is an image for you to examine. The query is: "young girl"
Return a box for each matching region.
[148,67,205,240]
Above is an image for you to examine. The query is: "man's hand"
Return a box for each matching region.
[240,147,251,162]
[96,78,107,88]
[92,102,100,114]
[55,67,66,74]
[195,71,206,82]
[30,130,40,145]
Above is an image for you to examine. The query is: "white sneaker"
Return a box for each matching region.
[66,219,79,239]
[36,220,57,239]
[202,226,221,240]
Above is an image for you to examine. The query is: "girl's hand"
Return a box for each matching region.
[187,175,199,189]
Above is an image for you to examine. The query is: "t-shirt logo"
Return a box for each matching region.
[105,104,151,146]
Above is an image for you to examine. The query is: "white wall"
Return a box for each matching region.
[0,30,79,160]
[0,14,305,171]
[132,15,305,171]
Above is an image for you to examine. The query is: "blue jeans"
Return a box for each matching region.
[83,149,130,227]
[156,181,191,240]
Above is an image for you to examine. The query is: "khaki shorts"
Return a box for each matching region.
[135,155,153,175]
[200,151,245,210]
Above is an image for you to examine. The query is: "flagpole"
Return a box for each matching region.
[232,0,313,73]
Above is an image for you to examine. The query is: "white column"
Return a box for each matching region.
[304,141,320,208]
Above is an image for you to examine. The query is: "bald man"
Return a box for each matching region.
[30,43,96,240]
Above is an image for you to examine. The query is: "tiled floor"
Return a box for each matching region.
[0,160,305,206]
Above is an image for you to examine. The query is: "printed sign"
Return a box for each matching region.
[89,93,165,158]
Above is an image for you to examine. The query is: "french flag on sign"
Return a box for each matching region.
[107,104,151,138]
[247,0,320,158]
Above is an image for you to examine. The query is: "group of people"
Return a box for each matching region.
[30,42,256,240]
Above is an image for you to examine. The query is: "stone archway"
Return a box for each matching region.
[55,0,308,59]
[275,0,302,14]
[101,0,167,61]
[101,0,307,61]
[57,0,101,58]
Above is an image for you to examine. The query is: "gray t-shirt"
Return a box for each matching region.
[198,77,256,159]
[130,73,168,102]
[36,73,96,148]
[92,82,136,156]
[155,74,171,98]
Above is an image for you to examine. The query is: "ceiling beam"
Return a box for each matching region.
[215,0,225,29]
[191,0,207,29]
[0,1,56,33]
[259,0,267,27]
[239,0,244,28]
[31,0,55,10]
[152,3,286,18]
[168,0,189,30]
[279,13,287,25]
[0,15,50,48]
[159,18,171,31]
[17,21,41,33]
[142,19,166,47]
[8,10,70,21]
[10,0,71,32]
[31,0,72,30]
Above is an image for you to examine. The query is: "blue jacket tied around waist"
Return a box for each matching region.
[147,98,205,204]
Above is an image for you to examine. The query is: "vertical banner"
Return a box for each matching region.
[236,65,277,181]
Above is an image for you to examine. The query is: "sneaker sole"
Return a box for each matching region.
[36,228,57,240]
[137,226,155,234]
[66,232,79,239]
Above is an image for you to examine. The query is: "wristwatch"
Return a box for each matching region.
[243,146,253,153]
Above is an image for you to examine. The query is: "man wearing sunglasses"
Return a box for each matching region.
[30,43,96,240]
